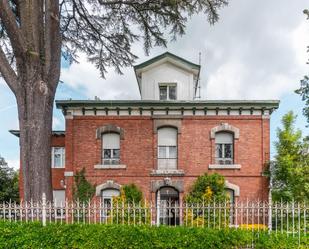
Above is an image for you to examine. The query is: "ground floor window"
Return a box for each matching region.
[225,188,235,204]
[53,190,65,218]
[101,189,120,219]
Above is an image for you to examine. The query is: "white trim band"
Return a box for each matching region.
[64,171,74,177]
[208,164,241,169]
[94,164,127,169]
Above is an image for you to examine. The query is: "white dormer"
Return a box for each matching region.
[134,52,200,100]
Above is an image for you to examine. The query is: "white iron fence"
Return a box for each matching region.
[0,196,308,236]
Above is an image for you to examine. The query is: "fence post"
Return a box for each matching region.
[268,193,272,232]
[42,193,46,226]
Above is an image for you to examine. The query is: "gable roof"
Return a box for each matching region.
[134,52,200,71]
[134,52,201,94]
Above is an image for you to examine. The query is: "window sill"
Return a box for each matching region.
[208,164,241,169]
[94,164,127,169]
[150,169,185,176]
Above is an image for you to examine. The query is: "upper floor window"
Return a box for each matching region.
[51,147,65,168]
[102,133,120,165]
[215,132,233,165]
[158,127,177,170]
[159,84,177,100]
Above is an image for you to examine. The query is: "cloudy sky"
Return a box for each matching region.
[0,0,309,168]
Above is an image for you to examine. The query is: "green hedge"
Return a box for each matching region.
[0,221,307,249]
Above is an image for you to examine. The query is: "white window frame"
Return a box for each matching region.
[51,147,65,168]
[157,127,178,170]
[102,133,120,165]
[159,83,177,100]
[101,189,120,220]
[53,190,66,219]
[215,132,234,165]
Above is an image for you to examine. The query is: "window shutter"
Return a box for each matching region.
[103,133,120,149]
[158,127,177,146]
[215,132,233,144]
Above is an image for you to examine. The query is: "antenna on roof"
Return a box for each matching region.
[194,52,201,100]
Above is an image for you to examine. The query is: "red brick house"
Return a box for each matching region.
[12,52,279,211]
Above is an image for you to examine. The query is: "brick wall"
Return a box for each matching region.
[63,115,270,202]
[19,135,65,200]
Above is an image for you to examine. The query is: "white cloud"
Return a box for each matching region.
[60,54,140,100]
[59,0,309,102]
[6,159,20,170]
[52,116,62,130]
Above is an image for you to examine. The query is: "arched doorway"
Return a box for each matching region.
[157,187,180,225]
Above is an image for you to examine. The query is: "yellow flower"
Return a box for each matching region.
[202,186,213,201]
[239,224,268,230]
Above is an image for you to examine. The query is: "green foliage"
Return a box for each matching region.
[73,168,95,202]
[0,221,307,249]
[270,111,309,202]
[110,184,148,225]
[296,10,309,124]
[185,173,227,203]
[0,155,19,202]
[122,184,143,203]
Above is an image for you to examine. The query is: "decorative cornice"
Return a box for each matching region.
[56,100,279,118]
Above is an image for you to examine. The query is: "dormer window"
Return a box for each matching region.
[159,84,177,100]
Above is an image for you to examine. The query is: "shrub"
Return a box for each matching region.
[122,184,143,203]
[73,168,95,202]
[185,173,227,203]
[184,173,229,228]
[109,185,149,225]
[0,221,307,249]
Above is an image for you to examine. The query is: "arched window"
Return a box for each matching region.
[102,133,120,165]
[158,127,177,170]
[225,188,235,204]
[215,132,233,165]
[101,188,120,219]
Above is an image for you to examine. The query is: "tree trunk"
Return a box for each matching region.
[16,78,55,202]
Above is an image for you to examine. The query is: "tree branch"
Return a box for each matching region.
[0,0,26,56]
[0,45,18,92]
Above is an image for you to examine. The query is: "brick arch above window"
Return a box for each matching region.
[150,178,184,193]
[96,124,124,139]
[153,119,182,134]
[210,123,239,139]
[95,180,121,196]
[225,180,240,197]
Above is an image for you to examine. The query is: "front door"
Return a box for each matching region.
[157,187,180,225]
